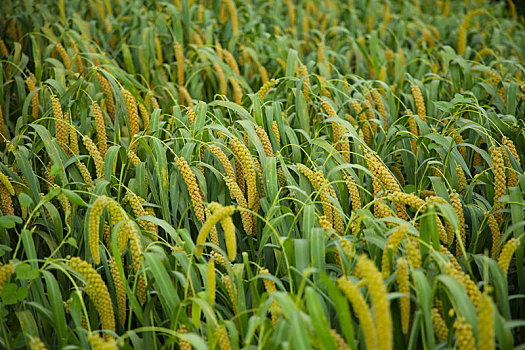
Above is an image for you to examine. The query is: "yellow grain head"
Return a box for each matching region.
[56,43,73,73]
[224,176,253,235]
[83,135,104,178]
[175,156,206,223]
[122,89,140,140]
[28,337,47,350]
[0,39,8,57]
[337,276,377,349]
[96,73,115,121]
[257,78,278,100]
[87,333,117,350]
[478,294,495,350]
[330,329,350,350]
[67,257,116,339]
[108,259,126,326]
[89,196,108,265]
[225,0,238,36]
[411,85,426,120]
[406,236,422,269]
[342,171,361,210]
[26,73,39,120]
[0,262,14,293]
[485,212,501,259]
[230,139,257,211]
[490,146,506,223]
[229,76,243,104]
[207,257,216,306]
[254,126,274,157]
[431,307,449,342]
[382,224,409,278]
[357,255,392,350]
[220,215,237,261]
[497,238,519,275]
[271,121,280,146]
[52,94,69,153]
[216,324,232,350]
[450,191,466,258]
[223,49,240,76]
[174,41,185,86]
[396,257,410,334]
[92,101,108,158]
[453,317,476,350]
[196,203,236,258]
[126,220,146,304]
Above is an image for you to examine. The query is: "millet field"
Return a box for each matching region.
[1,0,525,349]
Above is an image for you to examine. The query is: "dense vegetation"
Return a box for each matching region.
[1,0,525,349]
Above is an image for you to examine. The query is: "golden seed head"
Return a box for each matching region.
[229,76,243,104]
[431,308,449,342]
[56,43,72,73]
[254,126,274,157]
[87,333,118,350]
[382,224,409,278]
[0,262,15,294]
[357,255,392,350]
[257,78,278,100]
[411,84,426,120]
[89,195,108,265]
[108,259,126,326]
[478,294,494,350]
[450,191,465,257]
[485,212,501,259]
[216,324,232,350]
[396,257,410,334]
[67,257,116,339]
[223,49,240,76]
[453,317,476,350]
[196,203,236,258]
[498,238,519,274]
[83,135,104,178]
[52,94,69,152]
[96,73,115,121]
[337,276,377,350]
[388,191,426,210]
[176,156,206,223]
[122,89,140,140]
[28,337,47,350]
[174,41,185,86]
[92,101,108,158]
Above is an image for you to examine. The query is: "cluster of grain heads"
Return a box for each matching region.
[67,257,116,339]
[0,0,524,348]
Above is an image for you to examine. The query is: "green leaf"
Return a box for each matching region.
[16,264,39,280]
[1,283,27,305]
[0,216,22,229]
[18,193,33,208]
